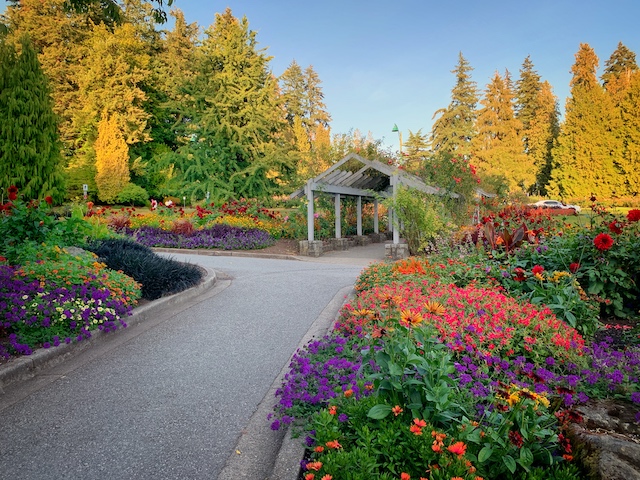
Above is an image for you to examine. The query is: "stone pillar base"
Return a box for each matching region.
[385,243,410,260]
[329,238,349,251]
[368,233,385,243]
[354,235,371,246]
[299,240,324,257]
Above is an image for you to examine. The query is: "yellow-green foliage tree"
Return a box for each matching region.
[473,70,531,192]
[550,43,620,199]
[94,113,130,203]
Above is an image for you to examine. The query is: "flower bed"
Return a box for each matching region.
[271,251,640,479]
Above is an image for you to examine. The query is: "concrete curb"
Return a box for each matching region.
[152,247,303,262]
[0,266,217,392]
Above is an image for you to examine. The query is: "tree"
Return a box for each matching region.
[616,70,640,195]
[550,43,620,199]
[430,52,479,157]
[0,35,65,202]
[602,41,638,97]
[94,112,130,202]
[472,70,531,192]
[162,8,291,201]
[515,56,542,155]
[527,81,560,194]
[402,129,429,175]
[2,0,95,160]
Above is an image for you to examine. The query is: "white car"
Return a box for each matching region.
[530,200,581,213]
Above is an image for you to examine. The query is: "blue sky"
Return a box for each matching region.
[2,0,639,150]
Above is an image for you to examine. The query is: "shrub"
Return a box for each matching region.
[116,183,149,206]
[86,238,203,300]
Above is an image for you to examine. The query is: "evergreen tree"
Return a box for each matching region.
[162,8,291,201]
[94,112,130,203]
[403,129,429,175]
[617,70,640,195]
[0,35,65,202]
[528,81,560,194]
[472,70,531,192]
[430,52,479,157]
[550,43,621,199]
[602,42,638,94]
[515,55,542,155]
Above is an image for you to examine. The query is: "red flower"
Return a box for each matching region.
[45,196,53,205]
[508,430,524,448]
[0,256,6,262]
[569,262,580,273]
[593,233,614,251]
[532,265,544,275]
[514,267,526,282]
[627,209,640,222]
[608,221,623,234]
[8,185,18,201]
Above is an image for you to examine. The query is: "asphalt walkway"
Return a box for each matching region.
[0,242,387,479]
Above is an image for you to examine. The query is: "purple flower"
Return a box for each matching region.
[338,413,349,423]
[630,392,640,404]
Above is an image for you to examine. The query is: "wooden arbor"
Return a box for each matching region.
[290,153,444,245]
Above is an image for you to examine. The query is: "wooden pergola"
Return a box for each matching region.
[290,153,453,244]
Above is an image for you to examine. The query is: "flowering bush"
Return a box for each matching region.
[0,248,140,358]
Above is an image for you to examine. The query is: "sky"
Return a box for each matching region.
[2,0,639,151]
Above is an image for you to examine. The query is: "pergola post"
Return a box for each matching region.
[356,196,362,236]
[391,174,400,245]
[306,182,314,242]
[373,198,379,234]
[334,193,341,239]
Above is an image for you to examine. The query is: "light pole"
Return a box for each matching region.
[391,124,403,158]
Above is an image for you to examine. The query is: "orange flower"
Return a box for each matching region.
[431,441,442,453]
[314,446,324,453]
[305,474,315,480]
[410,424,423,435]
[425,300,446,316]
[413,418,427,428]
[447,441,467,456]
[451,477,464,480]
[325,440,342,449]
[344,389,353,398]
[392,405,403,416]
[321,475,333,480]
[400,473,411,480]
[328,406,337,415]
[306,461,323,471]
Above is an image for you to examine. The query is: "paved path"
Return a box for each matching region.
[0,244,386,479]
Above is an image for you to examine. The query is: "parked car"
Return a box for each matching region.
[529,199,581,213]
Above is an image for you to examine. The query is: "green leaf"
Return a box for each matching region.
[478,446,493,463]
[519,446,534,466]
[367,404,392,420]
[503,454,517,474]
[388,362,403,376]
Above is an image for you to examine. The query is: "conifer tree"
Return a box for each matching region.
[473,70,531,192]
[550,44,621,199]
[0,35,65,202]
[515,56,542,155]
[528,81,560,194]
[94,113,130,203]
[403,130,429,175]
[162,8,291,201]
[617,70,640,195]
[430,52,479,157]
[602,42,638,97]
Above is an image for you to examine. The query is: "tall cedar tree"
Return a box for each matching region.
[618,71,640,195]
[527,81,560,194]
[430,52,479,158]
[0,35,65,202]
[550,43,620,199]
[166,8,290,201]
[403,129,429,175]
[603,44,640,195]
[515,57,560,194]
[94,112,130,202]
[473,70,532,192]
[279,61,331,181]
